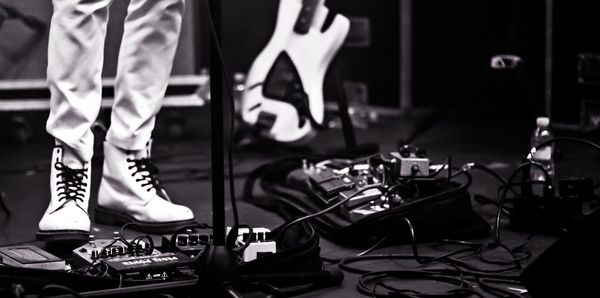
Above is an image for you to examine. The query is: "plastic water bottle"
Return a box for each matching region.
[232,72,246,114]
[529,117,555,181]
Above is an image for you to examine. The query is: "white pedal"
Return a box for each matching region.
[391,149,430,177]
[226,227,277,262]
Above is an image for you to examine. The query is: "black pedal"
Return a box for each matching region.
[511,177,599,234]
[559,177,594,201]
[72,237,193,281]
[289,159,384,209]
[315,176,355,197]
[0,245,65,270]
[101,252,193,281]
[509,196,587,234]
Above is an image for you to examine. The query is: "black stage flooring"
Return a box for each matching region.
[0,111,598,297]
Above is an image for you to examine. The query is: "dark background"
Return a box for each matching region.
[0,0,599,126]
[0,2,599,296]
[552,1,600,124]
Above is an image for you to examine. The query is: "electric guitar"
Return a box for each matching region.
[240,0,350,143]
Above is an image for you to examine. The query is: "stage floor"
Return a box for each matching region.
[0,110,597,297]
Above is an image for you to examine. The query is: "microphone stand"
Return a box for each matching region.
[195,0,239,295]
[195,1,345,296]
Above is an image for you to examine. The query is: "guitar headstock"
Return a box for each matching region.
[293,0,325,34]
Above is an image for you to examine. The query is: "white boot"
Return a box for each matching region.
[96,141,195,233]
[37,146,91,241]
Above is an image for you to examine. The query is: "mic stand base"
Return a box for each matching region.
[195,245,239,297]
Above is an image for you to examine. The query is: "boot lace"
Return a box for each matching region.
[52,162,88,213]
[127,157,164,194]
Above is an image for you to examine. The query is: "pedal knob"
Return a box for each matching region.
[399,145,411,157]
[411,164,421,175]
[177,235,188,246]
[415,148,427,158]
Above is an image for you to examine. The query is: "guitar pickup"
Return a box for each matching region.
[293,0,320,34]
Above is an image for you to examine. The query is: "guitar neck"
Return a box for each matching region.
[293,0,324,34]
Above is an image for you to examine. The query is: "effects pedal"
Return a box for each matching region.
[161,229,212,258]
[72,234,193,280]
[295,160,383,208]
[391,145,430,177]
[510,177,599,234]
[0,245,65,270]
[348,199,390,222]
[227,227,276,262]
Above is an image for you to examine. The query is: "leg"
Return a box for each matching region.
[106,0,186,151]
[39,0,111,241]
[97,0,195,233]
[46,0,112,164]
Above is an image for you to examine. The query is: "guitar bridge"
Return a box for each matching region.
[255,111,277,131]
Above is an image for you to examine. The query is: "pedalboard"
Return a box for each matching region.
[286,148,437,222]
[72,236,193,280]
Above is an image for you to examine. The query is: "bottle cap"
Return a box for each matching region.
[536,117,550,127]
[234,72,246,82]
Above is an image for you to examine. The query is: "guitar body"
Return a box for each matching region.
[241,0,350,143]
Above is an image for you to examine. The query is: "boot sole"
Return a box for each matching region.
[36,229,90,242]
[94,206,198,234]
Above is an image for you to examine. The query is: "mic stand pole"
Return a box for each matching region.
[196,0,239,295]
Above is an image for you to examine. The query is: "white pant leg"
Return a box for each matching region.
[106,0,186,151]
[46,0,112,163]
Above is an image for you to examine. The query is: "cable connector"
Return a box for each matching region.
[461,162,475,172]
